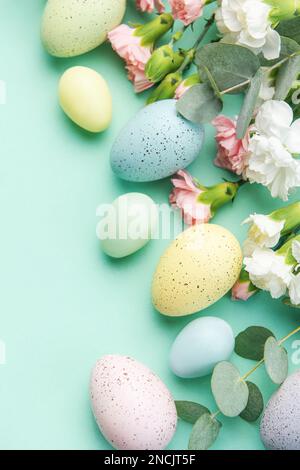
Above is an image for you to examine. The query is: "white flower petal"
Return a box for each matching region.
[244,213,284,248]
[255,100,294,139]
[285,120,300,154]
[244,248,292,299]
[262,28,281,60]
[292,240,300,264]
[289,274,300,305]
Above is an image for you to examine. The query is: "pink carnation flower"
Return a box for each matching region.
[232,280,256,301]
[212,115,250,176]
[136,0,165,13]
[108,25,154,93]
[169,0,205,26]
[169,170,211,225]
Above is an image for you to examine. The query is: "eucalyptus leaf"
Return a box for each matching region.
[235,326,275,361]
[274,54,300,100]
[239,381,264,423]
[259,36,300,67]
[188,413,221,451]
[276,17,300,44]
[176,83,223,124]
[175,401,210,424]
[264,336,289,385]
[211,362,249,417]
[236,68,263,139]
[196,43,260,92]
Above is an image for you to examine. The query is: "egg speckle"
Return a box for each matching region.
[152,224,243,316]
[90,355,177,450]
[110,100,205,182]
[260,370,300,450]
[41,0,126,57]
[170,317,235,378]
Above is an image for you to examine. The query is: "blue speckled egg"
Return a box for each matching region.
[110,100,205,182]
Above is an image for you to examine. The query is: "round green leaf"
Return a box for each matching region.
[176,83,223,124]
[196,43,260,92]
[175,401,210,424]
[211,362,249,417]
[239,381,264,423]
[264,336,289,385]
[235,326,275,361]
[188,413,221,451]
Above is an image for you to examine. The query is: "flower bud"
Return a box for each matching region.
[198,181,241,216]
[266,0,298,23]
[145,45,186,84]
[232,269,258,301]
[134,13,174,46]
[147,72,183,104]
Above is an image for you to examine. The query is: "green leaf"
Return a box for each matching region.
[276,17,300,44]
[211,362,249,417]
[236,68,263,139]
[264,336,289,385]
[235,326,275,361]
[239,381,264,423]
[274,54,300,100]
[259,36,300,67]
[196,43,260,93]
[175,401,210,424]
[176,83,223,124]
[188,413,221,451]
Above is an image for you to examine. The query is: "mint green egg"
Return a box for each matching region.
[41,0,126,57]
[97,193,158,258]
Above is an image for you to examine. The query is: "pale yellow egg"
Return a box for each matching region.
[152,224,242,317]
[41,0,126,58]
[58,66,112,133]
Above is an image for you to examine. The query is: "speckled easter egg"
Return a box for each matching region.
[152,224,242,317]
[90,355,177,450]
[260,370,300,450]
[59,66,112,132]
[169,317,235,378]
[110,100,205,182]
[41,0,126,57]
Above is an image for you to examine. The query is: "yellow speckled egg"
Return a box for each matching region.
[58,66,112,133]
[41,0,126,58]
[152,224,242,317]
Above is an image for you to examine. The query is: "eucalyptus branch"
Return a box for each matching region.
[194,13,216,51]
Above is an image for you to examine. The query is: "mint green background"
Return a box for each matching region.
[1,0,300,451]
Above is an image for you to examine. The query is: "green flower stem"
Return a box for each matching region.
[220,51,300,97]
[240,359,265,382]
[279,325,300,345]
[271,202,300,237]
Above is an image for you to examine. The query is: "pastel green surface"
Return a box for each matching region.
[1,0,300,450]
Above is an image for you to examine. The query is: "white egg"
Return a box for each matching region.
[41,0,126,57]
[98,193,158,258]
[169,317,235,378]
[59,66,112,133]
[90,355,177,450]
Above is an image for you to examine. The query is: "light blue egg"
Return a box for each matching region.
[169,317,234,379]
[110,99,205,182]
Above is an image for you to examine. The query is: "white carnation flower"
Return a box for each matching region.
[216,0,281,59]
[245,134,300,201]
[243,214,284,254]
[244,247,292,298]
[255,101,300,152]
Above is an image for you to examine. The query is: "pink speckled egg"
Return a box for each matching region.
[90,355,177,450]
